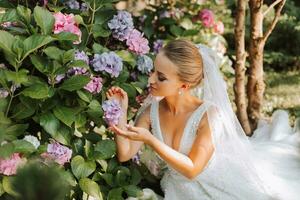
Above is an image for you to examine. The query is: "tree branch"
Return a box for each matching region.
[262,0,286,43]
[263,0,282,17]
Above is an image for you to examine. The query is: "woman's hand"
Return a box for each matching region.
[109,124,153,144]
[106,86,128,111]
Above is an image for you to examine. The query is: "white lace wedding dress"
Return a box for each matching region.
[133,44,300,200]
[137,99,300,200]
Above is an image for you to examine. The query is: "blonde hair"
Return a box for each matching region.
[161,39,203,88]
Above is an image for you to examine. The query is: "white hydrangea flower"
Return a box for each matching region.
[23,135,40,149]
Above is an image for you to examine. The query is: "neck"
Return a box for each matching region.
[163,92,195,115]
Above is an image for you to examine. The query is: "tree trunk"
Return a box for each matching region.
[234,0,252,135]
[247,0,266,131]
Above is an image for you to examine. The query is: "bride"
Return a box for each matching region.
[107,39,300,200]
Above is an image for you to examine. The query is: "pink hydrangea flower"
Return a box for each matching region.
[53,12,82,44]
[126,29,150,55]
[84,76,103,94]
[214,21,224,34]
[199,9,215,28]
[0,153,23,176]
[41,141,72,165]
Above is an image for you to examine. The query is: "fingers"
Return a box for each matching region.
[126,124,140,132]
[106,86,128,99]
[110,125,134,137]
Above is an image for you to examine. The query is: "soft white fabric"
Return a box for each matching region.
[144,99,300,200]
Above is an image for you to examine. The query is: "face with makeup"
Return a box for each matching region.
[148,52,187,97]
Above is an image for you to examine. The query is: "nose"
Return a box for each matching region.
[148,72,155,85]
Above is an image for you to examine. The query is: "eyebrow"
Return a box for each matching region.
[157,71,166,77]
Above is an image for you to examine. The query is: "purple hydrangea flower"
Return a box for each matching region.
[0,88,9,98]
[137,55,153,74]
[91,52,123,78]
[84,76,103,94]
[132,150,142,166]
[48,74,66,85]
[159,11,171,19]
[153,39,164,54]
[67,67,88,76]
[65,0,80,9]
[108,11,134,41]
[75,50,89,64]
[126,29,150,55]
[41,141,72,165]
[102,99,122,126]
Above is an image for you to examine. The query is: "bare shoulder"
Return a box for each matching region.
[194,112,214,150]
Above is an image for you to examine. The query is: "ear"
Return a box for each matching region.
[181,83,190,90]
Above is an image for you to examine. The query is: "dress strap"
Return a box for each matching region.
[150,100,164,142]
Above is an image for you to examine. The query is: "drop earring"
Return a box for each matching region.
[178,89,182,95]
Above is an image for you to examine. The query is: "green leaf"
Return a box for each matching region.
[92,43,109,54]
[63,49,75,64]
[77,90,92,103]
[107,188,123,200]
[43,46,65,60]
[130,168,142,185]
[22,82,50,99]
[87,100,103,121]
[0,0,14,8]
[54,125,71,145]
[11,102,35,120]
[94,8,115,25]
[93,140,116,160]
[119,83,136,100]
[2,177,18,197]
[115,167,131,186]
[92,24,111,38]
[115,50,136,67]
[39,112,60,135]
[33,6,55,35]
[0,181,4,196]
[4,124,28,138]
[0,30,15,54]
[23,34,55,60]
[123,185,143,198]
[0,143,15,158]
[79,178,103,200]
[16,5,31,24]
[71,155,96,179]
[53,106,76,127]
[30,55,48,74]
[52,32,78,41]
[12,140,36,154]
[101,173,114,187]
[60,75,90,91]
[4,69,29,84]
[170,25,184,37]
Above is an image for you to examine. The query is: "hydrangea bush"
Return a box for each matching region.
[134,0,234,74]
[0,0,155,199]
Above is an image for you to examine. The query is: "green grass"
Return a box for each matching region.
[226,70,300,124]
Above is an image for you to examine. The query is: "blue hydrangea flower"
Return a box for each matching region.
[108,11,134,41]
[91,52,123,78]
[65,0,80,9]
[102,99,122,126]
[137,55,153,74]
